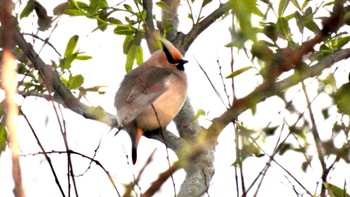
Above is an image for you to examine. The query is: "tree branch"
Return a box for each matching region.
[13,26,116,127]
[208,48,350,142]
[177,1,232,53]
[142,0,158,53]
[206,0,348,141]
[162,0,180,41]
[0,1,25,196]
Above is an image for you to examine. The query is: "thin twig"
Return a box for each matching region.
[181,1,232,52]
[77,136,103,176]
[22,33,61,56]
[124,149,157,197]
[216,54,231,107]
[194,57,227,108]
[24,150,121,197]
[55,104,78,197]
[301,82,326,197]
[233,122,240,197]
[20,108,66,196]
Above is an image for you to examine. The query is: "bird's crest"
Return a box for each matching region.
[161,39,184,63]
[161,39,188,70]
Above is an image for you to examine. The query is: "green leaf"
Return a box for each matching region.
[123,35,133,54]
[301,0,310,9]
[69,0,80,8]
[97,10,109,31]
[107,17,122,25]
[0,100,6,156]
[251,41,273,61]
[301,160,309,172]
[303,10,320,32]
[68,74,84,89]
[335,82,350,115]
[232,0,259,42]
[294,11,304,33]
[290,125,306,140]
[155,1,168,10]
[76,55,92,60]
[324,183,350,197]
[90,0,108,10]
[226,66,253,78]
[188,13,193,20]
[20,0,35,19]
[61,53,77,70]
[263,22,278,42]
[125,44,137,72]
[278,0,290,17]
[290,0,301,10]
[193,109,206,122]
[278,143,292,155]
[53,1,89,16]
[334,36,350,49]
[114,26,136,35]
[263,126,279,136]
[123,4,133,13]
[276,17,291,40]
[135,45,143,65]
[202,0,212,8]
[0,124,6,156]
[64,35,79,58]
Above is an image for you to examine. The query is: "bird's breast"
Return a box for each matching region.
[135,72,187,130]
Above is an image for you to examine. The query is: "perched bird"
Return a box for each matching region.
[115,39,188,164]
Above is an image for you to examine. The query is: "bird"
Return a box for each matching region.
[114,39,188,165]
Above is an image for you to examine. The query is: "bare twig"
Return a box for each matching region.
[194,57,227,108]
[25,150,121,197]
[233,122,240,197]
[78,137,103,176]
[216,56,231,108]
[179,1,232,53]
[20,108,65,196]
[124,149,156,197]
[301,82,326,197]
[22,33,61,56]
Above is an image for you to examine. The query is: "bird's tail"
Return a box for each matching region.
[130,127,143,165]
[132,147,137,165]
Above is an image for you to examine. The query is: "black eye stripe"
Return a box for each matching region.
[162,42,176,63]
[162,42,188,71]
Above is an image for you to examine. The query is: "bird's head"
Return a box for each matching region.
[144,39,188,70]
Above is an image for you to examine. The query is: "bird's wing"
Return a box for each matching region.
[115,67,173,125]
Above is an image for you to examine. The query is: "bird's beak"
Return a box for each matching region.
[181,59,189,64]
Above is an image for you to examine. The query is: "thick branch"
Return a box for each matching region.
[142,0,158,53]
[162,0,180,41]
